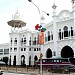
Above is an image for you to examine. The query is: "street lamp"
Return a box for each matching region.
[28,0,49,18]
[28,0,41,20]
[28,0,49,75]
[42,11,49,16]
[28,0,32,2]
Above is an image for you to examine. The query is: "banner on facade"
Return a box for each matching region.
[39,32,44,44]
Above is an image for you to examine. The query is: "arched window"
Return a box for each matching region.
[24,37,26,44]
[14,38,17,44]
[71,27,73,36]
[63,26,68,37]
[46,48,52,58]
[29,37,31,46]
[34,37,36,45]
[34,55,38,66]
[48,31,50,41]
[51,31,53,40]
[21,55,25,66]
[59,29,61,40]
[21,38,23,42]
[63,26,68,31]
[53,51,56,56]
[62,32,63,39]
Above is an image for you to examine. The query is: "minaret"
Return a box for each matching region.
[52,1,58,57]
[71,0,75,36]
[52,1,57,16]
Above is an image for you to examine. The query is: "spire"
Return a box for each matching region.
[52,0,57,9]
[52,0,57,16]
[41,12,45,21]
[71,0,75,12]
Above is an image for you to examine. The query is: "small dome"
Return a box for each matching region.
[7,9,26,28]
[13,10,21,20]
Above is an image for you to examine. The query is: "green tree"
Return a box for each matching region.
[3,57,8,66]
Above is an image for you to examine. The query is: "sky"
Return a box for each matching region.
[0,0,72,44]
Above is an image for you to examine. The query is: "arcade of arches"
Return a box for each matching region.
[11,46,74,66]
[46,48,52,58]
[21,55,25,66]
[46,46,74,59]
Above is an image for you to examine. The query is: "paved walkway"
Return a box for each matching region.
[1,67,75,75]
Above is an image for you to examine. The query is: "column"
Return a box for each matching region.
[52,3,58,57]
[72,0,75,36]
[72,0,75,58]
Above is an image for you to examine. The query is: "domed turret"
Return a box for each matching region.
[13,10,21,20]
[7,10,26,30]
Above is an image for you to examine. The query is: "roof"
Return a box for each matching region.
[7,20,26,27]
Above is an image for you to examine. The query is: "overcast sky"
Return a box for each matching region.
[0,0,72,44]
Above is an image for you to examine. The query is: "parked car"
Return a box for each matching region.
[0,61,5,65]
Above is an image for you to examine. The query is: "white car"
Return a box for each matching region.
[0,61,5,65]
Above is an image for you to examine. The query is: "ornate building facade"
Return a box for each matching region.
[0,0,75,66]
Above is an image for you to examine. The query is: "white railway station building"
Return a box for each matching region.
[0,0,75,66]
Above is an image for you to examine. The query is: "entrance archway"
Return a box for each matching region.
[46,48,52,58]
[61,46,74,58]
[13,55,16,66]
[21,55,25,66]
[29,56,31,66]
[34,55,38,66]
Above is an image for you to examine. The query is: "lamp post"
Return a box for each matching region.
[42,11,49,16]
[28,0,49,19]
[28,0,49,75]
[28,0,40,16]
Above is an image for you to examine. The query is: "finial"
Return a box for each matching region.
[41,16,45,20]
[12,14,13,20]
[52,0,57,9]
[41,12,45,20]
